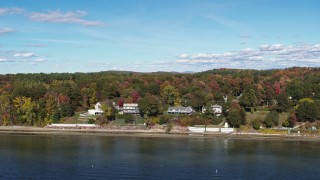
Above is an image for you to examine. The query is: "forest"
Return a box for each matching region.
[0,67,319,129]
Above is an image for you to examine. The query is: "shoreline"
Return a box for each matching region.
[0,126,320,141]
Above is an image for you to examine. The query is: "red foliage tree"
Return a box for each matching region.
[117,98,124,107]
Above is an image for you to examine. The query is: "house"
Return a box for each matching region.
[88,102,104,115]
[122,103,140,114]
[202,104,222,116]
[167,106,194,115]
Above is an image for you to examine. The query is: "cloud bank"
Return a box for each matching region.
[177,44,320,69]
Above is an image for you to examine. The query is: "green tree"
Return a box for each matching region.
[286,83,304,100]
[226,108,246,128]
[239,89,257,108]
[104,82,121,99]
[264,110,279,128]
[274,92,290,112]
[253,118,261,130]
[296,101,319,122]
[202,105,214,119]
[226,103,246,128]
[59,103,74,117]
[139,94,162,116]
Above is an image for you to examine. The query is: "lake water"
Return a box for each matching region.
[0,134,319,179]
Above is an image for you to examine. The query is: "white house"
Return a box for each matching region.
[122,103,140,114]
[167,106,194,115]
[202,104,222,116]
[88,102,104,115]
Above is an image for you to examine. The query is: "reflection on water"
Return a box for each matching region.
[0,134,319,179]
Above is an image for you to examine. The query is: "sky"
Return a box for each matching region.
[0,0,319,74]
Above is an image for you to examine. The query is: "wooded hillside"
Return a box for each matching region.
[0,67,319,127]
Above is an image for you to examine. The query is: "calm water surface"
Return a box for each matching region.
[0,134,319,179]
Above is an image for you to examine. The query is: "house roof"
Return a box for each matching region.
[212,104,222,108]
[123,103,138,107]
[168,106,193,111]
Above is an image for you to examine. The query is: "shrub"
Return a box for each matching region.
[253,118,261,130]
[150,117,160,124]
[116,114,134,123]
[159,115,170,125]
[179,116,193,126]
[88,119,95,124]
[165,123,172,133]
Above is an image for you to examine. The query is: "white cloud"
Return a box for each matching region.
[176,43,320,69]
[0,8,24,15]
[259,44,284,51]
[1,8,104,27]
[24,44,45,47]
[1,50,47,65]
[28,10,105,26]
[33,58,47,62]
[0,28,16,35]
[0,58,11,62]
[14,52,35,57]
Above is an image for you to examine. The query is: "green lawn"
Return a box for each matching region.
[246,111,290,125]
[112,116,145,125]
[113,119,126,125]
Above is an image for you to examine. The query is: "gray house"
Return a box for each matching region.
[167,106,194,115]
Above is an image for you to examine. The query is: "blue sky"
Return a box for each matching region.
[0,0,319,74]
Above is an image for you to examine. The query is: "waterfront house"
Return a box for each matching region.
[122,103,140,114]
[167,106,194,115]
[88,102,104,115]
[202,104,222,116]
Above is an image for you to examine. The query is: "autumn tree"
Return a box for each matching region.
[161,85,181,106]
[283,111,297,128]
[13,97,37,125]
[0,95,13,125]
[101,103,115,121]
[44,95,58,124]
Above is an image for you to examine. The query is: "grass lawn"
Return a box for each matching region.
[113,119,126,125]
[246,111,290,125]
[62,112,98,124]
[113,116,145,125]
